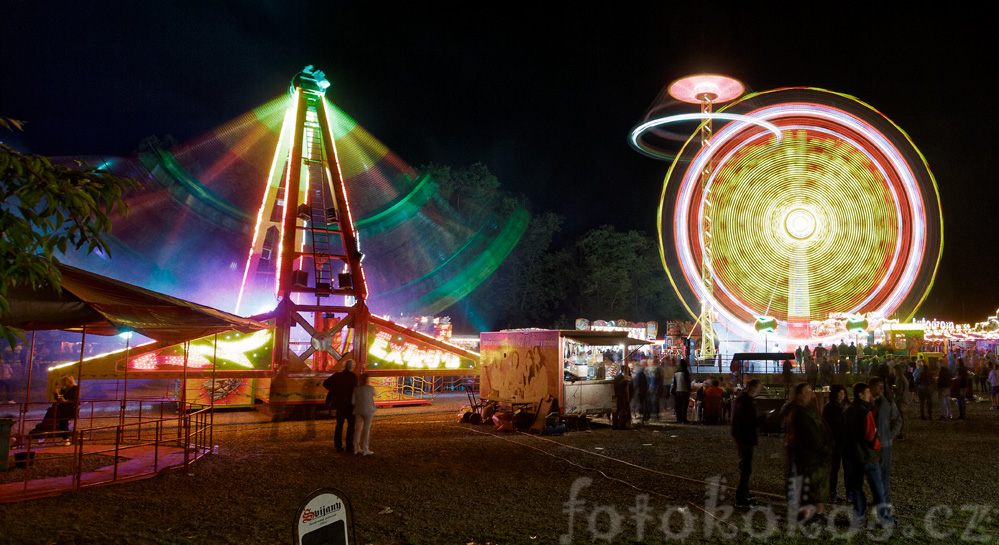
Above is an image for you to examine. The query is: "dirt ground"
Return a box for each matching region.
[1,393,998,544]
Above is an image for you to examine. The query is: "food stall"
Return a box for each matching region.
[479,329,648,415]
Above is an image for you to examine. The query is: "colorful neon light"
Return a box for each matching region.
[668,74,745,104]
[630,112,784,159]
[659,88,943,345]
[366,323,476,371]
[236,95,297,314]
[122,330,274,372]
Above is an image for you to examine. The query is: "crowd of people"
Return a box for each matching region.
[730,345,999,528]
[730,373,902,527]
[611,344,998,528]
[612,357,743,429]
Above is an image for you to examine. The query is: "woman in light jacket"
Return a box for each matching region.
[352,373,377,455]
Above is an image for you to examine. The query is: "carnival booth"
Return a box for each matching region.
[663,321,699,360]
[479,329,649,416]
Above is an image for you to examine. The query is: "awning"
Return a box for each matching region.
[561,330,651,345]
[2,264,267,342]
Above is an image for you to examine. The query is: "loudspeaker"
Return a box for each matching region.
[292,270,309,288]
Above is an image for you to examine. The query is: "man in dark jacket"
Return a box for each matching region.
[784,383,831,520]
[323,359,358,453]
[781,359,794,399]
[916,359,934,419]
[612,365,632,430]
[837,357,850,385]
[823,384,850,504]
[731,379,765,507]
[819,359,833,387]
[652,359,666,420]
[636,362,651,424]
[805,358,818,388]
[844,382,893,527]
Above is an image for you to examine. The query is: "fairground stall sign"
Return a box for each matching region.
[575,319,657,341]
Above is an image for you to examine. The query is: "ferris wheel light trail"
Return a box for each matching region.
[659,88,943,346]
[630,112,784,154]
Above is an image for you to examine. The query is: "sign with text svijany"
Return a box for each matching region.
[293,488,353,545]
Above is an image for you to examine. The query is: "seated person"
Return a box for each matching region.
[30,375,78,444]
[693,383,707,422]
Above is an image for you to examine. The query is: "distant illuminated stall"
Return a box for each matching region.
[663,321,699,361]
[574,319,659,370]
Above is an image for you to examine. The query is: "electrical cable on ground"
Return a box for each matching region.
[458,425,740,533]
[456,424,982,535]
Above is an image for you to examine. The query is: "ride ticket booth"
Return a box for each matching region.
[478,329,649,415]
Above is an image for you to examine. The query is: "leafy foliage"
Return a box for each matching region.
[421,162,504,224]
[564,225,682,321]
[0,138,137,346]
[428,161,685,331]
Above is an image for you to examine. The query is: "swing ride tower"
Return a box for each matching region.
[238,66,370,371]
[236,66,480,377]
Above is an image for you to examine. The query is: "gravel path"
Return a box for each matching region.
[1,393,997,544]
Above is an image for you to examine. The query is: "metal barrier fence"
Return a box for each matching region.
[1,399,212,503]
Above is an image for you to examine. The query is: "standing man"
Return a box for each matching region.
[837,357,850,385]
[784,383,832,521]
[824,384,851,505]
[936,363,953,420]
[988,363,999,410]
[324,358,358,453]
[916,360,935,420]
[612,363,632,430]
[892,366,909,440]
[636,361,651,424]
[653,358,666,420]
[819,358,833,388]
[805,357,818,389]
[730,357,743,387]
[782,359,794,399]
[671,359,692,424]
[955,359,970,419]
[732,379,766,508]
[844,382,893,528]
[868,377,902,509]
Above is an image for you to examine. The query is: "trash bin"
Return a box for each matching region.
[0,417,15,471]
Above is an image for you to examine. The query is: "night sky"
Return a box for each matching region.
[2,4,994,323]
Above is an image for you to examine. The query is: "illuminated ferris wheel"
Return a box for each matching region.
[657,87,943,345]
